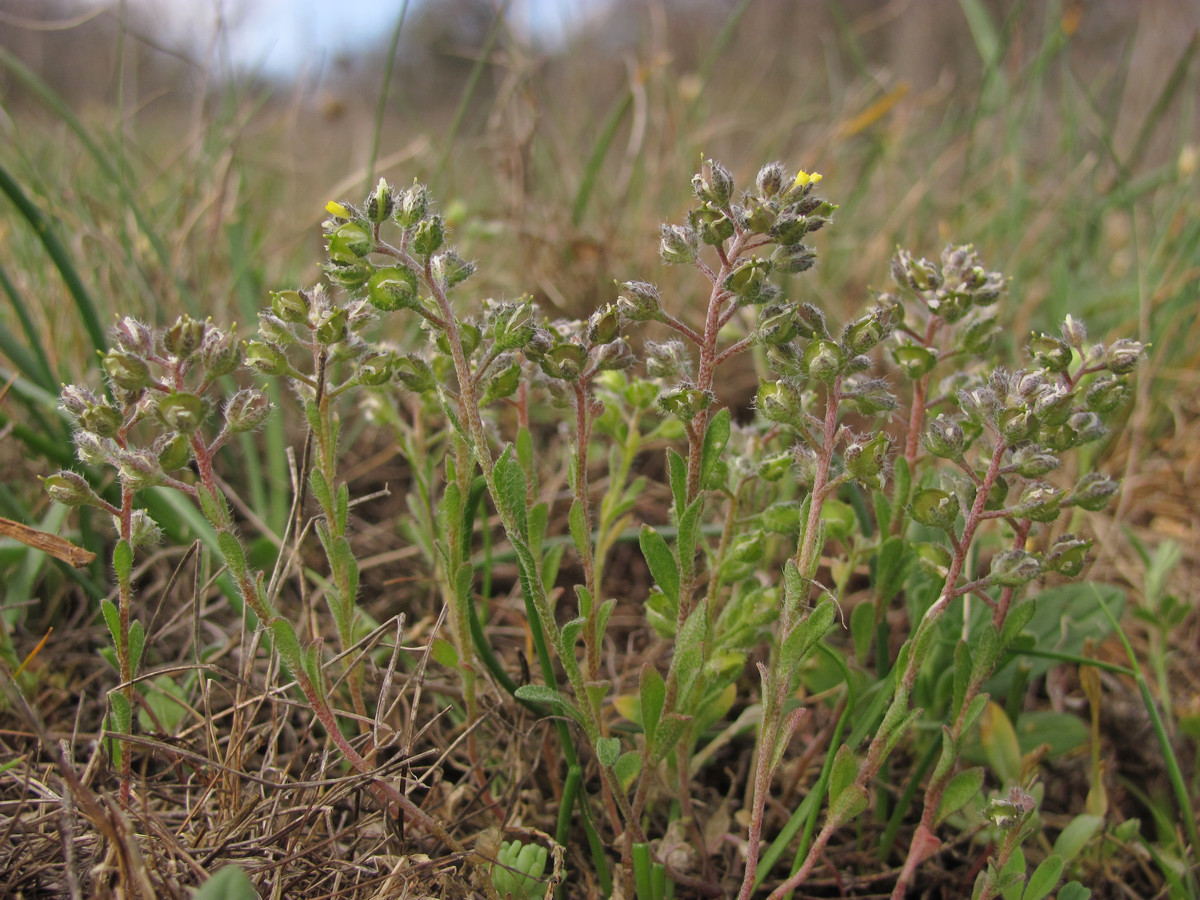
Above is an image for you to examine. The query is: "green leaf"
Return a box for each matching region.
[874,536,909,605]
[615,751,642,792]
[217,530,247,579]
[1055,882,1091,900]
[515,684,579,722]
[639,664,665,747]
[495,453,529,539]
[597,598,616,637]
[828,744,857,806]
[700,407,731,486]
[979,702,1022,786]
[112,539,133,584]
[781,598,836,675]
[193,865,259,900]
[1022,854,1064,900]
[128,620,144,672]
[1051,814,1103,862]
[308,467,333,515]
[108,689,132,735]
[651,711,690,763]
[997,847,1026,900]
[269,618,303,670]
[138,673,189,734]
[850,601,875,664]
[596,736,620,767]
[935,767,985,825]
[666,448,687,512]
[100,599,120,646]
[676,497,704,581]
[826,783,868,827]
[639,525,679,606]
[953,640,973,714]
[431,637,459,669]
[569,499,590,557]
[560,616,586,656]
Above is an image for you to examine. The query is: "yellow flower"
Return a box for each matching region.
[325,201,352,218]
[791,170,822,188]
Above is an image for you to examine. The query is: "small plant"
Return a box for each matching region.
[44,159,1150,898]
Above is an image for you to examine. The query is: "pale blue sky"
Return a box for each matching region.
[124,0,605,79]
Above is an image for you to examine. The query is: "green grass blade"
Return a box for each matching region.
[0,260,56,392]
[572,89,633,227]
[0,161,106,354]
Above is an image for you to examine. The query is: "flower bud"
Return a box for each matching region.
[891,249,942,292]
[803,339,842,382]
[645,340,688,379]
[1066,410,1106,445]
[1084,374,1128,413]
[771,243,817,274]
[323,261,372,289]
[490,305,535,352]
[916,541,953,580]
[271,289,308,323]
[794,302,828,339]
[201,328,243,377]
[79,402,123,438]
[60,385,97,418]
[756,379,806,426]
[909,488,960,532]
[723,258,774,303]
[1010,444,1059,478]
[313,307,349,345]
[1061,314,1087,349]
[117,448,164,491]
[694,207,735,246]
[126,508,163,549]
[769,210,811,246]
[1016,482,1063,522]
[892,342,938,379]
[659,224,699,264]
[411,216,445,258]
[1105,338,1146,375]
[157,433,192,471]
[112,316,154,355]
[657,386,712,423]
[1044,534,1091,577]
[957,385,998,424]
[1028,332,1072,373]
[844,432,892,490]
[756,303,798,345]
[988,549,1042,587]
[1067,472,1119,511]
[75,431,116,467]
[692,159,734,207]
[998,405,1037,444]
[326,222,373,264]
[156,392,207,435]
[43,471,99,508]
[616,281,663,322]
[1032,384,1074,427]
[756,162,786,197]
[367,266,420,312]
[431,251,475,289]
[244,340,290,376]
[480,360,522,405]
[102,350,153,392]
[538,342,587,381]
[842,307,891,355]
[923,414,965,460]
[587,304,621,345]
[758,452,793,482]
[396,183,429,227]
[351,352,391,387]
[744,197,776,233]
[393,355,436,393]
[364,177,394,224]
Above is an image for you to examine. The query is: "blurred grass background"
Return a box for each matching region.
[0,0,1196,665]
